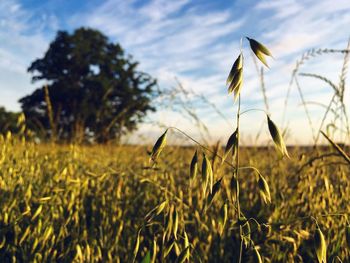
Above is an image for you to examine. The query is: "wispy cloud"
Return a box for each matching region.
[0,0,58,110]
[69,0,350,144]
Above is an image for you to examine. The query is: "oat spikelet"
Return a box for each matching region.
[222,128,238,164]
[150,129,168,163]
[202,153,213,195]
[258,173,271,204]
[314,227,327,263]
[227,53,243,85]
[247,37,273,68]
[227,53,244,102]
[267,115,290,158]
[190,150,198,180]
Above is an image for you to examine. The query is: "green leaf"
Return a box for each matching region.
[141,251,151,263]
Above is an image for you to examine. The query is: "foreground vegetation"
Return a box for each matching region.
[0,133,349,262]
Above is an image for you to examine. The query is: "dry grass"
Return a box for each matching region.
[0,134,349,262]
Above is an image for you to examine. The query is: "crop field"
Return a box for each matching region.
[0,133,349,262]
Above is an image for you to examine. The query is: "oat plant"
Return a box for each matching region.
[138,37,290,262]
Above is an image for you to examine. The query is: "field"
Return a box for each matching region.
[0,134,349,262]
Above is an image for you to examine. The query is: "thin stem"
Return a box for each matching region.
[238,238,243,263]
[140,178,191,209]
[236,96,241,216]
[236,95,243,263]
[314,93,337,146]
[321,131,350,165]
[248,217,261,228]
[239,108,267,116]
[167,126,236,169]
[239,166,261,175]
[295,77,317,142]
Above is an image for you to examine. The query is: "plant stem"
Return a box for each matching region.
[239,108,267,116]
[236,95,243,263]
[167,126,236,169]
[236,96,241,217]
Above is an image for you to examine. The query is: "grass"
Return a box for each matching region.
[0,135,349,262]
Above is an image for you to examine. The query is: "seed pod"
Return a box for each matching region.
[184,231,189,250]
[175,246,190,263]
[345,224,350,249]
[246,37,273,68]
[267,115,290,158]
[227,53,243,86]
[0,237,5,249]
[145,200,168,222]
[31,205,43,221]
[184,232,190,261]
[76,245,83,261]
[165,205,174,241]
[150,130,168,163]
[252,246,263,263]
[218,203,228,236]
[173,208,179,240]
[314,227,327,263]
[228,68,243,102]
[42,226,53,244]
[190,150,198,180]
[19,226,31,245]
[222,129,238,164]
[206,177,222,209]
[132,229,141,263]
[202,154,213,195]
[151,237,157,263]
[230,175,239,203]
[234,73,243,102]
[258,173,271,204]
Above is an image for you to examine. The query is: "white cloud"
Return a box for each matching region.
[0,0,56,111]
[68,0,350,144]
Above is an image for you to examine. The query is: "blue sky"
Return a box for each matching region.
[1,0,350,144]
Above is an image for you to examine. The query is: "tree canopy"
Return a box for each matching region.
[20,28,157,143]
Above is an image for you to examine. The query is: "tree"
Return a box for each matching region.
[20,28,157,143]
[0,107,20,134]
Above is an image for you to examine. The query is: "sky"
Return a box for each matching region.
[0,0,350,145]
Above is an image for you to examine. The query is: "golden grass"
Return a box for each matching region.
[0,135,349,262]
